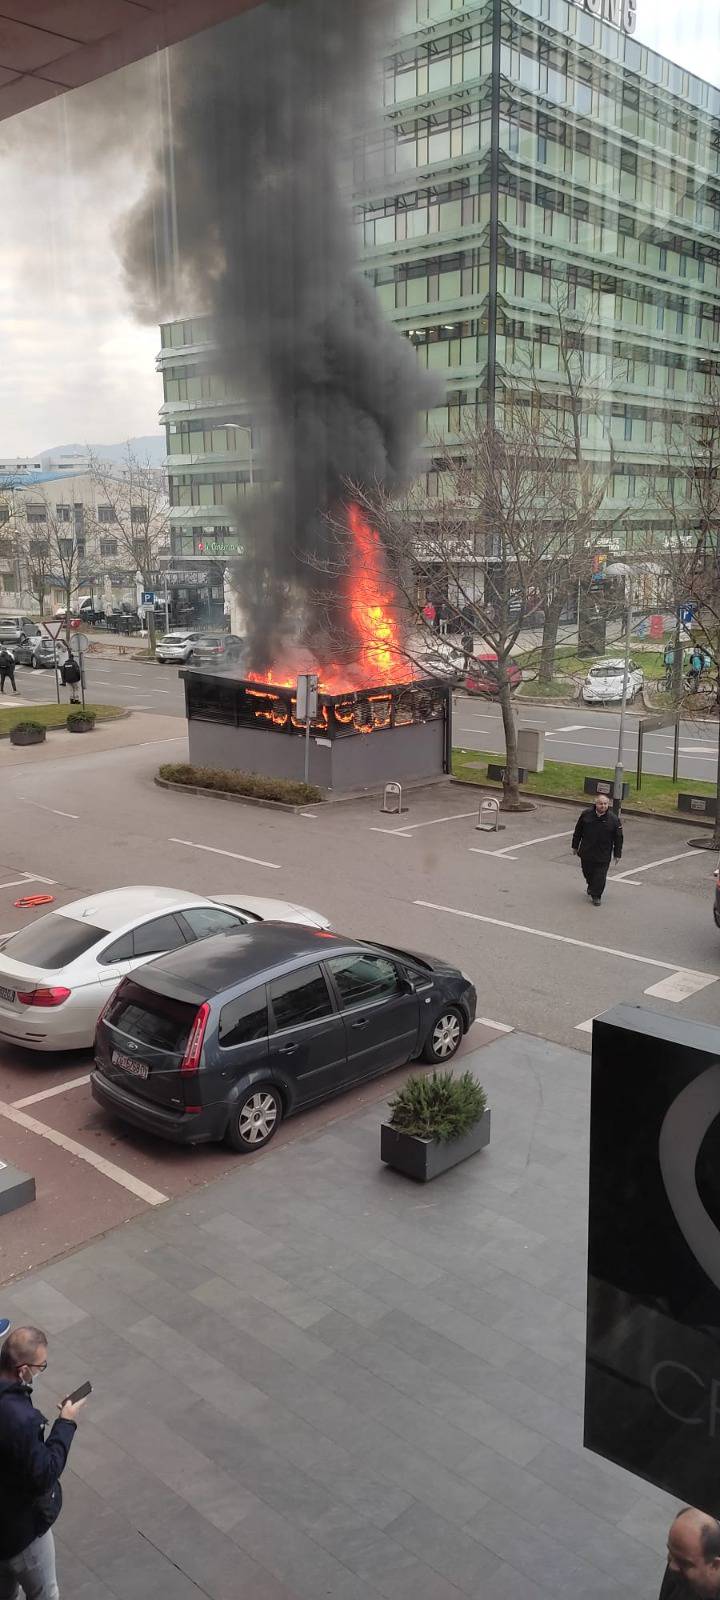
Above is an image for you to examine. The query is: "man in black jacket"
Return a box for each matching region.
[571,791,623,905]
[659,1507,720,1599]
[0,1327,86,1599]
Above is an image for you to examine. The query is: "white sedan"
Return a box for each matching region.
[0,886,329,1052]
[581,658,644,705]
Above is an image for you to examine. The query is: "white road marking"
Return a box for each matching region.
[474,830,572,860]
[0,1097,167,1205]
[139,736,186,746]
[13,1075,91,1108]
[644,971,719,1001]
[386,810,479,833]
[548,725,588,733]
[0,873,56,889]
[466,847,515,857]
[575,1018,595,1033]
[169,837,281,869]
[369,826,412,837]
[413,899,717,980]
[300,812,319,818]
[679,746,717,755]
[613,851,698,882]
[477,1016,514,1033]
[16,797,79,820]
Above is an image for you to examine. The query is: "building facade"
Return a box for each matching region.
[362,0,720,554]
[158,0,720,609]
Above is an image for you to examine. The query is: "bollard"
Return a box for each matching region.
[476,796,501,833]
[380,782,404,815]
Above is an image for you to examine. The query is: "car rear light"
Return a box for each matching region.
[180,1002,210,1074]
[17,986,71,1007]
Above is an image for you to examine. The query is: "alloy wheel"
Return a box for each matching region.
[432,1011,462,1059]
[238,1090,279,1145]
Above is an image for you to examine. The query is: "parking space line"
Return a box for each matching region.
[644,971,718,1001]
[414,899,716,978]
[369,827,413,838]
[13,1075,91,1108]
[391,810,480,833]
[0,873,56,889]
[471,830,572,861]
[575,1018,594,1033]
[169,837,281,869]
[477,1015,514,1033]
[0,1098,167,1205]
[614,851,698,882]
[16,797,79,820]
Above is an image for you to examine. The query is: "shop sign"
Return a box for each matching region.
[570,0,637,33]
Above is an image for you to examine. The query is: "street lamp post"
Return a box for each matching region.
[612,568,635,813]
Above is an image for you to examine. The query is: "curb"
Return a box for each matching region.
[154,776,322,814]
[450,775,715,829]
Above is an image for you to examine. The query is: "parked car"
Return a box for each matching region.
[14,634,68,669]
[416,639,466,684]
[155,631,204,664]
[464,653,523,697]
[582,659,644,705]
[91,925,478,1151]
[0,887,329,1053]
[189,633,245,665]
[0,616,41,646]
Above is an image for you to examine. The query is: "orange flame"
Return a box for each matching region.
[246,503,414,694]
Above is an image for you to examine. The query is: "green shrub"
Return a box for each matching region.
[67,711,96,729]
[10,721,46,735]
[158,762,323,806]
[388,1070,487,1143]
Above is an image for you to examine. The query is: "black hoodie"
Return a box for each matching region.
[0,1378,76,1558]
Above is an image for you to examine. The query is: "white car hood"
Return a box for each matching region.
[217,894,329,928]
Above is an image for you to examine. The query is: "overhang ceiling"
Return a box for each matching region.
[0,2,262,121]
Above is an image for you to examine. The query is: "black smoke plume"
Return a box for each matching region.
[122,0,435,669]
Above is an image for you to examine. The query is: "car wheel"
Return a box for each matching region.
[30,655,39,669]
[226,1084,283,1153]
[421,1006,464,1064]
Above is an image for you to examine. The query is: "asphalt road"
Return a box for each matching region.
[7,655,720,782]
[454,695,720,782]
[0,728,718,1277]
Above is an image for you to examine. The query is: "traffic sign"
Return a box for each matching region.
[142,591,156,605]
[75,632,89,656]
[678,604,696,625]
[296,673,319,721]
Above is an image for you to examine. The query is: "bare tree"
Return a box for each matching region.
[14,494,97,639]
[88,447,170,650]
[314,410,584,808]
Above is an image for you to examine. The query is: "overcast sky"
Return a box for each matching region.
[0,0,717,458]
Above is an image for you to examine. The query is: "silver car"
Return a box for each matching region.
[582,658,644,705]
[155,631,203,664]
[0,886,330,1052]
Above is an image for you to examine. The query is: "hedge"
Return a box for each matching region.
[158,762,323,806]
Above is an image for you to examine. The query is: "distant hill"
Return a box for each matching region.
[37,435,166,469]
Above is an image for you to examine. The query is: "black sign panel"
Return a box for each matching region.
[586,1005,720,1514]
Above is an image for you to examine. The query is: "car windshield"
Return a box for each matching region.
[589,666,622,680]
[1,914,107,969]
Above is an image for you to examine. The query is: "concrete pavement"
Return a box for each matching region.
[1,1031,678,1600]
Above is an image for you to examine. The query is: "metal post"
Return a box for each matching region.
[672,715,680,784]
[80,657,86,711]
[164,571,170,633]
[636,720,643,792]
[304,712,311,786]
[613,573,634,813]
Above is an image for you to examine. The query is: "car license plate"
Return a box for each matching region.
[112,1050,149,1080]
[0,986,15,1003]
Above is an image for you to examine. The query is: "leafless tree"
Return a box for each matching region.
[314,410,586,808]
[14,494,97,640]
[88,447,170,650]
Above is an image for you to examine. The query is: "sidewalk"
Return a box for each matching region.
[1,712,186,766]
[1,1032,675,1599]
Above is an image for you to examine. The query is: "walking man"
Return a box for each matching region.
[0,647,16,695]
[571,791,623,905]
[0,1326,86,1599]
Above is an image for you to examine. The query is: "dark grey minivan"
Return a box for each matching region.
[91,923,477,1153]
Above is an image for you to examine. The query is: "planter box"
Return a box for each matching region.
[487,763,527,784]
[380,1108,491,1183]
[67,719,95,734]
[9,727,46,746]
[677,792,717,818]
[584,775,629,800]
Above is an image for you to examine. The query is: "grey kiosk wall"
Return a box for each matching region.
[585,1005,720,1515]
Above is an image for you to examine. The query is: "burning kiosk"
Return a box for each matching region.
[181,671,451,794]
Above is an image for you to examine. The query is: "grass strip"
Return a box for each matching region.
[453,746,715,818]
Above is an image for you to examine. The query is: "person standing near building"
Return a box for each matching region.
[659,1508,720,1599]
[571,791,623,905]
[0,647,16,695]
[0,1326,86,1600]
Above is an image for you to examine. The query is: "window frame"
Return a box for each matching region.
[324,951,406,1013]
[268,962,335,1033]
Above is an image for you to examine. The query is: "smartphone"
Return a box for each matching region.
[63,1380,92,1405]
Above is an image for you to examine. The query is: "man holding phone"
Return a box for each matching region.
[0,1326,88,1599]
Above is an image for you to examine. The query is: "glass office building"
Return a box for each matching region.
[362,0,720,551]
[160,0,720,563]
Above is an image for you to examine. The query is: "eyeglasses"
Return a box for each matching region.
[17,1360,47,1374]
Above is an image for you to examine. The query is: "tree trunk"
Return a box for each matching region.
[498,669,521,809]
[538,588,565,686]
[146,609,156,651]
[713,680,720,850]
